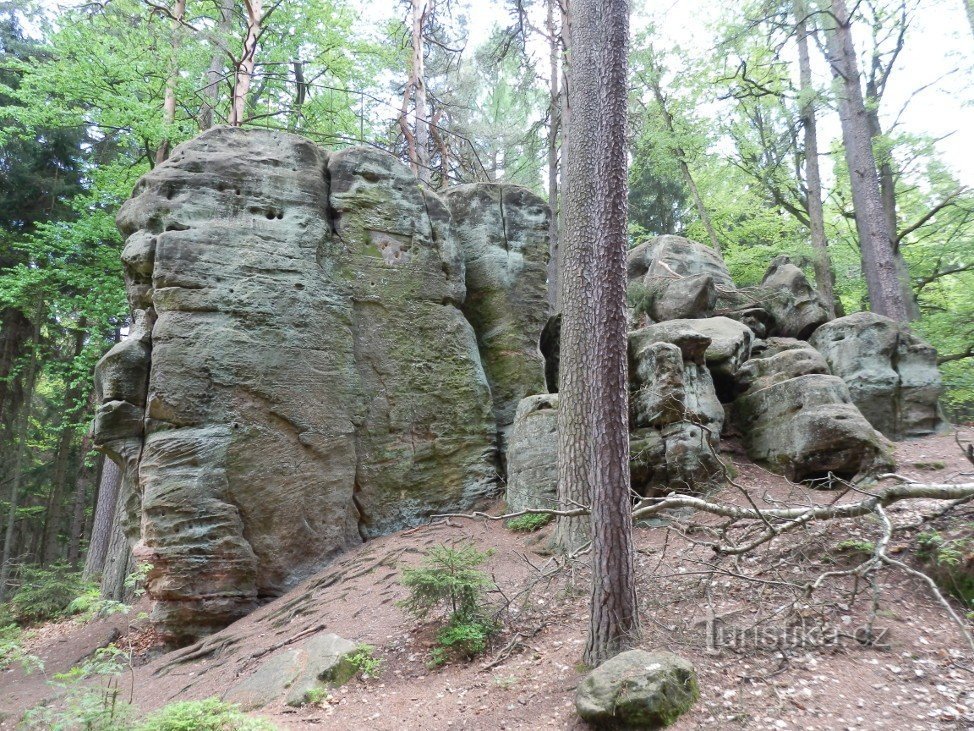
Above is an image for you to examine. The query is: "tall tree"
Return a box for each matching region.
[823,0,911,321]
[400,0,432,183]
[795,0,836,316]
[82,458,120,581]
[557,0,639,664]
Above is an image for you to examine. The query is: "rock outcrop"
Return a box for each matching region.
[629,322,725,494]
[732,339,893,481]
[505,394,559,512]
[446,184,550,455]
[810,312,946,440]
[95,127,499,640]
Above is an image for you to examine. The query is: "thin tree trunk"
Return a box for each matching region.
[0,308,41,601]
[231,0,262,126]
[83,457,119,581]
[407,0,431,184]
[824,0,911,322]
[101,489,134,601]
[559,0,639,665]
[545,0,561,312]
[67,436,99,567]
[795,0,837,319]
[41,320,86,565]
[646,59,720,254]
[199,0,232,130]
[157,0,186,163]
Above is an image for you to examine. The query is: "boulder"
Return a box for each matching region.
[758,255,830,339]
[100,127,497,640]
[505,394,559,512]
[628,325,725,494]
[575,650,699,729]
[627,235,733,322]
[732,340,893,482]
[225,633,357,709]
[446,184,550,455]
[809,312,946,440]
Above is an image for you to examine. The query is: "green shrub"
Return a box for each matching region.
[0,622,42,673]
[505,513,553,533]
[137,698,277,731]
[400,544,499,666]
[11,564,92,624]
[347,644,383,679]
[399,544,495,622]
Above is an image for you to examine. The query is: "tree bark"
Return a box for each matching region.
[400,0,432,184]
[230,0,262,126]
[824,0,911,322]
[67,438,99,567]
[156,0,186,163]
[965,0,974,43]
[545,0,561,312]
[863,79,921,321]
[0,308,40,601]
[558,0,639,665]
[100,486,134,601]
[199,0,233,130]
[795,0,836,319]
[83,457,119,581]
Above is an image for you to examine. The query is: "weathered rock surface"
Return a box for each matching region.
[575,650,700,729]
[226,633,357,709]
[757,255,831,340]
[629,324,725,494]
[732,340,893,482]
[810,312,946,440]
[627,235,733,323]
[505,394,559,512]
[96,127,497,640]
[446,184,550,454]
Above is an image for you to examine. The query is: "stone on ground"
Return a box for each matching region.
[575,649,699,729]
[505,394,559,512]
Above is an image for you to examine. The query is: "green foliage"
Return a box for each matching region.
[0,621,42,672]
[9,564,91,624]
[347,643,383,679]
[22,644,134,731]
[399,543,495,622]
[400,543,498,665]
[137,698,278,731]
[916,529,974,607]
[835,539,876,555]
[505,513,553,533]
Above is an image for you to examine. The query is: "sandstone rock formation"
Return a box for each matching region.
[628,322,725,494]
[95,127,499,640]
[446,184,550,455]
[505,394,559,512]
[732,339,893,481]
[810,312,946,440]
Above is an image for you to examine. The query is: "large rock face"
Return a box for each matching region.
[95,127,497,640]
[810,312,946,440]
[445,184,550,455]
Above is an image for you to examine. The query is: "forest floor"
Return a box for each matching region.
[2,428,974,730]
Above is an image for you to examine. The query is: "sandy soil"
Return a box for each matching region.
[2,428,973,730]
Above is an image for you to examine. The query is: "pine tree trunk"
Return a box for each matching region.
[0,309,41,601]
[545,0,561,312]
[863,81,921,321]
[411,0,431,184]
[824,0,911,322]
[67,441,99,567]
[156,0,186,162]
[558,0,639,665]
[83,457,119,581]
[100,478,135,601]
[795,0,836,319]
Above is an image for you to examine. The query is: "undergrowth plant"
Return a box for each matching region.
[10,564,93,624]
[399,543,498,666]
[347,643,383,679]
[137,698,277,731]
[505,513,553,533]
